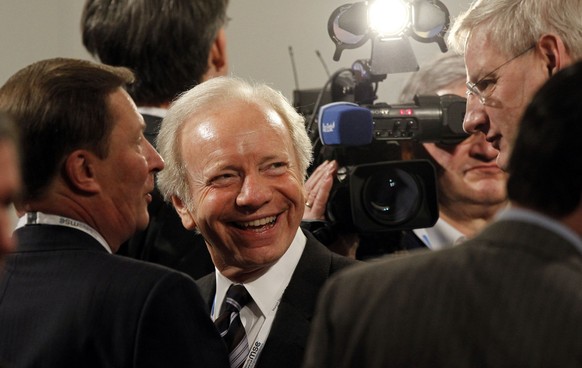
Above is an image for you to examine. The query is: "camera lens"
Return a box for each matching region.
[362,168,420,225]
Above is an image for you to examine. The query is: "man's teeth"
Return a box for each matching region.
[237,216,277,228]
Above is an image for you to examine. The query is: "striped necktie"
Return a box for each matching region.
[215,284,252,368]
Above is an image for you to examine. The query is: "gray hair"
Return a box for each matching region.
[448,0,582,59]
[157,76,313,207]
[398,53,466,103]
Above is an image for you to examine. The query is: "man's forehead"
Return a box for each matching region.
[464,32,503,77]
[187,101,285,134]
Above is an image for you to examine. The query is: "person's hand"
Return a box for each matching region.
[303,160,338,220]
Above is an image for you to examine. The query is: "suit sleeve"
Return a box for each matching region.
[133,271,229,368]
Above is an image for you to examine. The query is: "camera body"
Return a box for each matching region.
[370,94,467,144]
[313,94,468,233]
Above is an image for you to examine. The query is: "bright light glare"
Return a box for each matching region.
[368,0,410,36]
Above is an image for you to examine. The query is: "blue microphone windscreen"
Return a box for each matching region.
[318,102,373,145]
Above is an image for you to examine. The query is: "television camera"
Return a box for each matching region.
[298,0,469,238]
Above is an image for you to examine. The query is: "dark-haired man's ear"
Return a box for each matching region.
[203,28,228,81]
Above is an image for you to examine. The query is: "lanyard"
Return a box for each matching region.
[242,292,282,368]
[16,212,112,253]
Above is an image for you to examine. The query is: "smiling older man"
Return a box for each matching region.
[157,76,357,368]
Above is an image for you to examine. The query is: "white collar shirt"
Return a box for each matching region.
[413,217,465,250]
[212,228,306,346]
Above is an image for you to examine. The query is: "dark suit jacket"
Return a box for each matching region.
[197,231,357,368]
[120,113,215,280]
[0,225,229,368]
[303,220,582,368]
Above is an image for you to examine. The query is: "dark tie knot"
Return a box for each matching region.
[224,284,251,313]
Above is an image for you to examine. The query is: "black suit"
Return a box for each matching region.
[0,225,229,368]
[120,113,215,280]
[197,231,358,368]
[304,220,582,367]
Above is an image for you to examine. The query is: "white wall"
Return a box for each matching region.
[0,1,90,82]
[0,0,471,105]
[227,0,472,103]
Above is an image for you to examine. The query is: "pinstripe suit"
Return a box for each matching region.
[303,220,582,368]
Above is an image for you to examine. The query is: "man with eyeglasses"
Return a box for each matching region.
[398,53,508,251]
[303,59,582,368]
[303,54,509,255]
[448,0,582,170]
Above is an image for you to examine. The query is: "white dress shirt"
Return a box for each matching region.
[413,218,465,250]
[212,228,306,347]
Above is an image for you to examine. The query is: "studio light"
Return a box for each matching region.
[368,0,410,37]
[328,0,450,71]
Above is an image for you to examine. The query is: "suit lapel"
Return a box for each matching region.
[257,236,335,367]
[196,273,217,313]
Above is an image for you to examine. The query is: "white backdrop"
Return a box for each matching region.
[0,0,471,103]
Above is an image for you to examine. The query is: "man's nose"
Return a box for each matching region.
[463,94,489,135]
[236,174,272,209]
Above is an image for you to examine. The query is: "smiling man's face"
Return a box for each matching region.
[174,100,305,281]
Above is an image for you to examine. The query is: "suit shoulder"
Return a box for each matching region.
[97,254,198,292]
[328,247,459,287]
[329,249,360,271]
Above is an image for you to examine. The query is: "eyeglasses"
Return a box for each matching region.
[466,45,535,105]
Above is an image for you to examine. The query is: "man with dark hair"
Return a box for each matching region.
[0,58,229,368]
[303,60,582,367]
[81,0,230,278]
[0,112,20,261]
[81,0,229,107]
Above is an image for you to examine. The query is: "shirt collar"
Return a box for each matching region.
[497,205,582,255]
[213,228,306,318]
[413,217,465,250]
